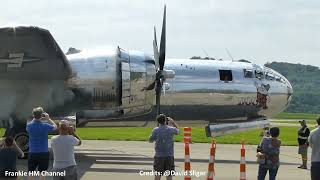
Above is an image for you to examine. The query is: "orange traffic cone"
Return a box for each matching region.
[184,127,192,143]
[185,143,191,180]
[240,141,246,180]
[207,139,216,180]
[184,127,192,180]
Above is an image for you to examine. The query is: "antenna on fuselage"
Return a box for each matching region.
[201,48,210,58]
[225,48,234,61]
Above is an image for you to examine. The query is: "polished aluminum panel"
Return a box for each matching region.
[208,118,269,137]
[67,47,119,111]
[160,59,293,120]
[65,48,156,121]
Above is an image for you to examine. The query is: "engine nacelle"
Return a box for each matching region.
[66,47,156,123]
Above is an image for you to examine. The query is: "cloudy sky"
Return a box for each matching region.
[1,0,320,66]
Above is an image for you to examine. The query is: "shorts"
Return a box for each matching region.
[298,145,308,155]
[311,162,320,180]
[28,152,49,172]
[153,156,175,175]
[53,165,78,180]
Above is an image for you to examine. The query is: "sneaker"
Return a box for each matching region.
[298,166,307,169]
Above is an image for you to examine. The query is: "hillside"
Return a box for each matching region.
[265,62,320,113]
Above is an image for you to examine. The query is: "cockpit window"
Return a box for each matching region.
[219,70,233,82]
[265,72,275,81]
[243,69,253,78]
[255,70,264,79]
[275,75,281,82]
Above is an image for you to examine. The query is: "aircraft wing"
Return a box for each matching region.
[0,26,72,80]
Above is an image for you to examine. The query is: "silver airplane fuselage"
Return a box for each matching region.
[65,47,293,125]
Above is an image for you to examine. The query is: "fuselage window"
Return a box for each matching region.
[219,70,233,82]
[243,69,253,78]
[266,72,275,81]
[275,76,282,82]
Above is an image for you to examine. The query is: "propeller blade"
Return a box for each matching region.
[156,86,161,115]
[154,26,158,49]
[154,5,167,115]
[153,27,160,69]
[155,76,163,115]
[159,5,166,71]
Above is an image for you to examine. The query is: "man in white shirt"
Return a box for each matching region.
[308,117,320,180]
[51,120,81,180]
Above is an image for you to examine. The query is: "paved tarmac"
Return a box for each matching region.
[13,140,312,180]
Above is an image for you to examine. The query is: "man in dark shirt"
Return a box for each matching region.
[0,136,24,178]
[298,120,310,169]
[27,107,57,180]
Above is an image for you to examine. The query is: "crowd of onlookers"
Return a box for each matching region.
[256,117,320,180]
[0,107,319,180]
[148,115,320,180]
[0,107,81,180]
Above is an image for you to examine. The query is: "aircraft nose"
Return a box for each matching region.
[285,78,293,103]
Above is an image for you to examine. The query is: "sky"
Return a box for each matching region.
[1,0,320,67]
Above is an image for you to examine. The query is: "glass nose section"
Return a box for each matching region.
[285,78,293,105]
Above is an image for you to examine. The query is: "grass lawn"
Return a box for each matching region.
[0,128,4,137]
[273,113,319,120]
[271,120,317,125]
[71,126,303,146]
[0,126,309,146]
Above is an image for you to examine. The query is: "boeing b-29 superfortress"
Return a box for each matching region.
[0,6,293,153]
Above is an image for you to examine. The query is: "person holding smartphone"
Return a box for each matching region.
[51,120,81,180]
[149,114,179,180]
[0,136,24,178]
[27,107,57,180]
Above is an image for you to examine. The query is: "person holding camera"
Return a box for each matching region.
[51,120,81,180]
[0,136,24,178]
[257,127,281,180]
[149,114,179,180]
[27,107,57,180]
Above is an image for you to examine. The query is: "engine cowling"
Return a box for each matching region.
[66,47,156,124]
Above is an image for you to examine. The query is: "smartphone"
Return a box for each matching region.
[166,116,170,125]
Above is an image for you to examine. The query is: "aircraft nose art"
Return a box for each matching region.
[0,26,72,80]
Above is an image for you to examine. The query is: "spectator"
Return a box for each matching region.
[297,120,310,169]
[257,127,281,180]
[149,114,179,180]
[27,107,57,180]
[0,137,24,178]
[51,120,81,180]
[257,127,270,153]
[259,127,270,138]
[308,117,320,180]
